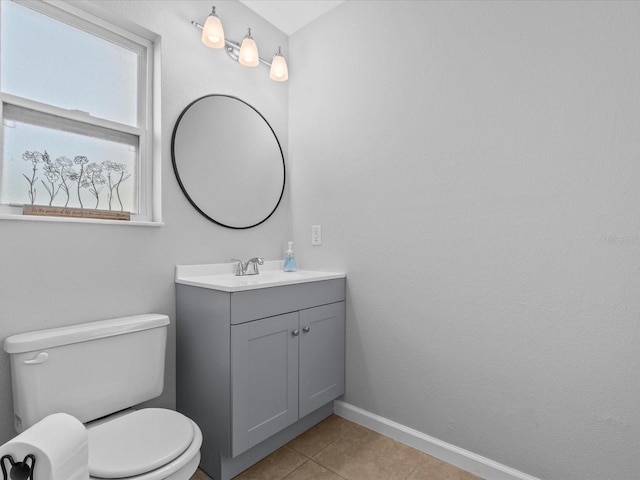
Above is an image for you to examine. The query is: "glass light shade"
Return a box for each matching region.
[269,54,288,82]
[239,32,259,67]
[201,12,225,48]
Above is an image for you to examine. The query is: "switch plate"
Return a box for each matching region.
[311,225,322,245]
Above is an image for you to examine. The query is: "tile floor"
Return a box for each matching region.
[190,415,483,480]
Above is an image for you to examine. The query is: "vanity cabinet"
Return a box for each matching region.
[231,302,345,455]
[176,277,345,480]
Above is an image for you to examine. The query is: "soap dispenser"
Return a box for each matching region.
[283,241,297,272]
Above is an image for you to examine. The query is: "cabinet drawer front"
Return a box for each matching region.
[299,302,346,418]
[230,278,345,324]
[231,312,299,457]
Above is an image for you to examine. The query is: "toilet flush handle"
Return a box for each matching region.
[23,352,48,365]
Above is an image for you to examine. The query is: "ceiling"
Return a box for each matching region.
[239,0,346,36]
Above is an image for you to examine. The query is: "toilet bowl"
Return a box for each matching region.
[3,314,203,480]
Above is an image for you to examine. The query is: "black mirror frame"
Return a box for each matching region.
[171,94,286,229]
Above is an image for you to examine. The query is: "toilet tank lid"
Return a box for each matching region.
[4,314,170,354]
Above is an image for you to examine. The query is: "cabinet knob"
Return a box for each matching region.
[302,326,310,333]
[291,329,299,336]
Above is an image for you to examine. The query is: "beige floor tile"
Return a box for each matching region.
[233,446,307,480]
[288,415,356,457]
[407,454,484,480]
[312,424,425,480]
[283,460,346,480]
[191,468,212,480]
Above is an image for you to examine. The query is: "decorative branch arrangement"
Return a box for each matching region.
[20,150,131,211]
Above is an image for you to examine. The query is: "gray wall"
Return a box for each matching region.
[0,0,289,443]
[289,1,640,479]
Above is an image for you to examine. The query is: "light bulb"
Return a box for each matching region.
[269,48,288,82]
[201,6,225,49]
[238,28,259,67]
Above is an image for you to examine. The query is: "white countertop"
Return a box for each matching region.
[175,261,345,292]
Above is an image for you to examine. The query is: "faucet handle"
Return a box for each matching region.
[230,258,244,276]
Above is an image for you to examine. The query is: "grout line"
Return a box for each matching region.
[281,459,310,480]
[312,459,350,480]
[404,456,424,480]
[289,459,350,480]
[306,419,378,480]
[287,414,357,460]
[308,418,356,460]
[292,416,358,479]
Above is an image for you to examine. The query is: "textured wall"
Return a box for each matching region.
[289,1,640,479]
[0,0,289,443]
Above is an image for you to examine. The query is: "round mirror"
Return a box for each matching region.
[171,94,285,229]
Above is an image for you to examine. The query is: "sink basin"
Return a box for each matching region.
[175,261,345,292]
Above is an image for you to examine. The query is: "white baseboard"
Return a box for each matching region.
[333,400,542,480]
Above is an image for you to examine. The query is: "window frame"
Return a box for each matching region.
[0,0,161,225]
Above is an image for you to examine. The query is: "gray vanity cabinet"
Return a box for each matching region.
[298,303,346,417]
[231,312,299,455]
[231,302,345,456]
[176,277,345,480]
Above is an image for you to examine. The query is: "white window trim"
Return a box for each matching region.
[0,0,162,226]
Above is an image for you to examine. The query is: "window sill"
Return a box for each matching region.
[0,213,163,227]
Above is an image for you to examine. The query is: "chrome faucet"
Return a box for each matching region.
[231,257,264,276]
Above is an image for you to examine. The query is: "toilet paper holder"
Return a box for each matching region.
[1,454,35,480]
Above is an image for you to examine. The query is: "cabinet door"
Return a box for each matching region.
[299,302,345,418]
[231,312,299,457]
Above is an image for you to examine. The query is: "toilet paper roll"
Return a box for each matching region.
[0,413,89,480]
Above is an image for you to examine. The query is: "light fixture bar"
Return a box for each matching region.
[191,21,276,68]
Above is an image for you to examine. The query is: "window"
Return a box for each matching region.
[0,0,160,223]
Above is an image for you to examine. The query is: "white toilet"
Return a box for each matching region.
[3,314,202,480]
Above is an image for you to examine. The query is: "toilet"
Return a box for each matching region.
[3,314,202,480]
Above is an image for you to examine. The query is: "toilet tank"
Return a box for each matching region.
[4,314,170,433]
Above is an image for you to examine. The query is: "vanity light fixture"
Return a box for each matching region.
[238,28,259,67]
[269,47,289,81]
[192,6,289,82]
[201,6,225,48]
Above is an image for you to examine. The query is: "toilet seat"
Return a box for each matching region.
[88,408,195,479]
